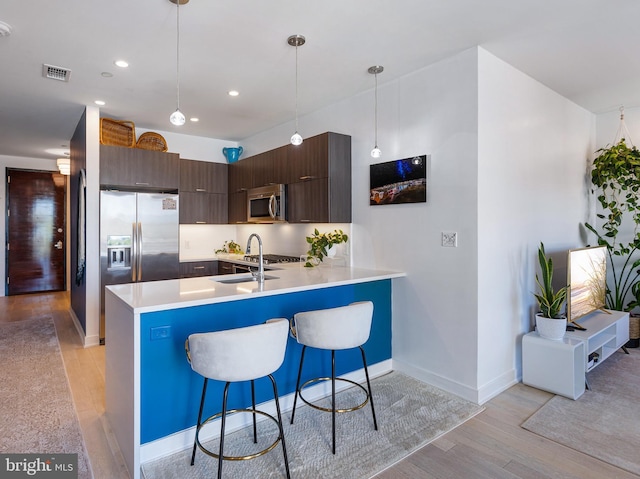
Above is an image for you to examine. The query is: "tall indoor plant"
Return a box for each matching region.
[585,138,640,312]
[533,242,568,340]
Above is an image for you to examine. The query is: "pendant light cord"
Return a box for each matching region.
[175,0,181,110]
[294,42,299,132]
[374,71,378,147]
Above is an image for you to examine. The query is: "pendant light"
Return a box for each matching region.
[169,0,188,126]
[56,158,70,175]
[368,65,384,158]
[288,34,305,146]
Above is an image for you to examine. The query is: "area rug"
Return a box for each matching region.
[141,371,484,479]
[522,348,640,475]
[0,318,92,479]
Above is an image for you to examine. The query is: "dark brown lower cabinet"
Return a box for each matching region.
[217,261,235,275]
[179,261,218,278]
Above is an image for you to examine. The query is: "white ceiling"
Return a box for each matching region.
[2,0,639,160]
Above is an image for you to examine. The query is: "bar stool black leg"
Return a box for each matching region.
[360,346,378,430]
[331,349,336,455]
[290,345,307,424]
[251,380,257,443]
[218,382,231,479]
[269,374,291,479]
[191,377,208,466]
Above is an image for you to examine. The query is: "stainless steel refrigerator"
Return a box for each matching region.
[100,190,179,343]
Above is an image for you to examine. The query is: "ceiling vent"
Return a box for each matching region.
[42,64,71,82]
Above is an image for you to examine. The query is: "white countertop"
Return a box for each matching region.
[106,264,405,314]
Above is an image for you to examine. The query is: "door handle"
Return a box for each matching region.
[54,240,63,249]
[131,222,137,282]
[268,194,277,219]
[137,222,143,282]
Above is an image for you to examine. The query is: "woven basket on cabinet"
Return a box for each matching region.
[136,132,168,152]
[100,118,136,147]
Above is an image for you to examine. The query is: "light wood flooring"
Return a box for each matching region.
[2,292,637,479]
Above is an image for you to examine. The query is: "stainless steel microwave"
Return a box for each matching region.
[247,184,286,223]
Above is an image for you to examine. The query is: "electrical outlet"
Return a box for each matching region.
[150,325,172,341]
[442,232,457,247]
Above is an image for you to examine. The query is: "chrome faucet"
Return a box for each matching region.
[245,233,265,283]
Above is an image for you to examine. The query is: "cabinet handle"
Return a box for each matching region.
[195,188,207,192]
[193,266,205,270]
[299,175,315,181]
[135,182,150,186]
[196,221,206,224]
[237,188,247,192]
[300,219,311,222]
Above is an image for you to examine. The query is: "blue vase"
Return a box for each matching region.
[222,146,243,164]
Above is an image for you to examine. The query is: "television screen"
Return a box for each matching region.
[370,155,427,205]
[567,245,607,322]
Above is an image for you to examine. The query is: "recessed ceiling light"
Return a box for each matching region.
[94,100,106,106]
[228,90,239,97]
[190,117,199,122]
[114,60,129,68]
[101,72,113,78]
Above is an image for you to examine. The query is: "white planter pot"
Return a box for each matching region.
[535,313,567,341]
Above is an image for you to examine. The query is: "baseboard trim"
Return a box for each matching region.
[139,359,392,465]
[393,358,516,405]
[67,308,99,347]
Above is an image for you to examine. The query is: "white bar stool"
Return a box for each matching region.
[185,319,291,479]
[289,301,378,454]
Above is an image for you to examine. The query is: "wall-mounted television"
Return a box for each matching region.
[370,155,427,205]
[567,245,607,322]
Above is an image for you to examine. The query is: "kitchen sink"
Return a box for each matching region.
[211,274,279,284]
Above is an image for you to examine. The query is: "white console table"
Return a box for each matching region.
[522,310,629,400]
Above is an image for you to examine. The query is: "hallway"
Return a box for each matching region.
[0,292,129,478]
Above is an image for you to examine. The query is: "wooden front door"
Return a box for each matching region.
[6,169,66,295]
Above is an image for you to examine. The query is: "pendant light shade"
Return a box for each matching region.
[56,158,70,175]
[288,34,305,146]
[368,65,384,158]
[170,109,185,126]
[169,0,188,126]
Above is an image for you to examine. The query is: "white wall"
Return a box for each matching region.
[477,49,595,401]
[0,156,58,297]
[241,48,484,400]
[136,127,238,164]
[241,46,596,403]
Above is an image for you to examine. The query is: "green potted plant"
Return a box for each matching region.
[304,228,348,267]
[533,242,569,340]
[585,138,640,313]
[214,240,243,255]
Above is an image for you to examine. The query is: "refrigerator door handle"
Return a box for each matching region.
[137,222,143,281]
[131,222,138,282]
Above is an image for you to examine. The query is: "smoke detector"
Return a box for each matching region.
[0,21,12,37]
[42,64,72,82]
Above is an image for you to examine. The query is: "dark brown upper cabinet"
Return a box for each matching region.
[286,132,351,223]
[179,160,228,224]
[180,159,227,194]
[100,145,180,190]
[228,131,351,224]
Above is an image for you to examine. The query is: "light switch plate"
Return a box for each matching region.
[442,232,457,247]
